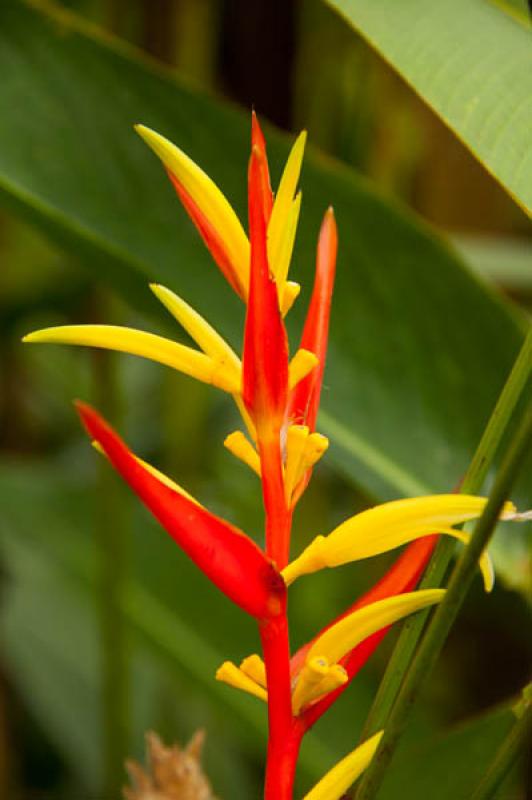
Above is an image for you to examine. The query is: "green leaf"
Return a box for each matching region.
[0,0,529,591]
[379,703,522,799]
[328,0,532,216]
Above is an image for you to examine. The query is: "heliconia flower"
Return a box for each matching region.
[291,590,444,715]
[76,402,286,619]
[135,118,306,311]
[302,731,383,800]
[281,494,528,592]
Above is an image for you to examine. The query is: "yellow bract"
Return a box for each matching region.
[271,191,302,304]
[284,425,329,506]
[281,281,301,316]
[23,324,240,393]
[150,283,241,373]
[135,125,250,297]
[303,731,383,800]
[268,130,307,270]
[282,495,513,587]
[224,431,261,475]
[288,349,319,391]
[291,590,444,714]
[136,125,307,312]
[307,590,444,667]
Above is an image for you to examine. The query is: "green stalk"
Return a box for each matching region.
[359,328,532,744]
[355,402,532,800]
[470,687,532,800]
[92,325,129,797]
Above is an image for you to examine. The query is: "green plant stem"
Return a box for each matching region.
[359,328,532,745]
[93,337,129,797]
[355,403,532,800]
[470,693,532,800]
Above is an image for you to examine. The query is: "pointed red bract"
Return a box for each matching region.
[289,208,337,431]
[166,168,246,298]
[243,149,288,427]
[251,111,273,222]
[243,148,290,566]
[76,402,285,619]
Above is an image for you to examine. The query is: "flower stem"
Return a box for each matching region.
[358,328,532,745]
[355,402,532,800]
[260,610,298,799]
[470,688,532,800]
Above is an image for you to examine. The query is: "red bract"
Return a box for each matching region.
[243,147,290,567]
[289,207,337,432]
[251,111,274,222]
[166,168,246,298]
[76,401,285,620]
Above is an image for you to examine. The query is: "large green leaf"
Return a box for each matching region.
[327,0,532,216]
[0,0,529,586]
[380,703,523,799]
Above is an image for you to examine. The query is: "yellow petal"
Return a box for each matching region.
[270,191,302,292]
[239,654,267,688]
[224,431,261,475]
[288,349,319,391]
[23,324,239,393]
[282,495,515,584]
[268,131,307,273]
[215,661,267,702]
[292,657,347,715]
[284,425,309,505]
[135,125,250,295]
[301,433,329,473]
[281,281,301,316]
[307,590,444,667]
[284,428,329,507]
[303,731,383,800]
[91,441,202,506]
[150,283,241,381]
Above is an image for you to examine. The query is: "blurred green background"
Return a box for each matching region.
[0,1,530,798]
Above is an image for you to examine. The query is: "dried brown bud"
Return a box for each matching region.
[123,730,218,800]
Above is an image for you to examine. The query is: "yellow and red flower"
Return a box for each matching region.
[24,114,530,800]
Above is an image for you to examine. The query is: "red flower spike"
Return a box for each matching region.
[288,208,337,431]
[243,148,290,566]
[251,111,274,223]
[76,401,285,620]
[166,169,245,298]
[243,148,288,426]
[295,535,436,730]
